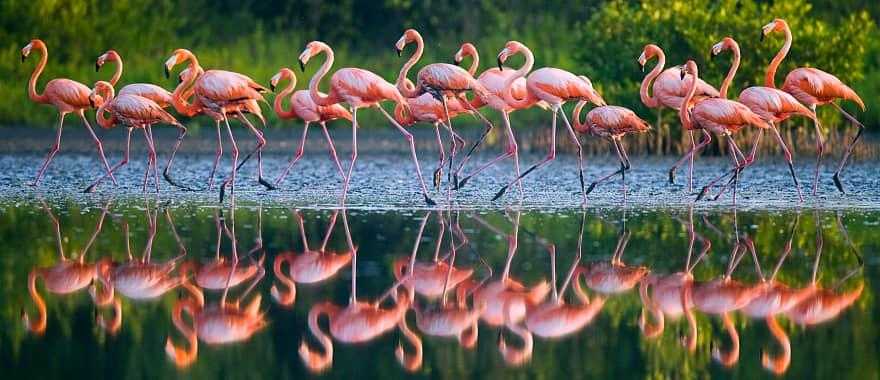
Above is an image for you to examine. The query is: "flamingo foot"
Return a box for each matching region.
[586,182,598,195]
[695,186,711,201]
[668,168,676,184]
[492,186,509,201]
[433,168,442,189]
[258,177,277,191]
[83,183,99,193]
[832,173,846,194]
[163,169,193,191]
[454,175,470,190]
[423,194,437,206]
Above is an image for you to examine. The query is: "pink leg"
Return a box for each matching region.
[696,134,741,202]
[85,127,133,193]
[147,125,160,193]
[376,105,436,206]
[319,122,346,181]
[162,122,190,190]
[236,111,275,190]
[32,112,66,186]
[207,121,223,190]
[669,130,710,187]
[830,102,864,194]
[453,98,497,180]
[809,104,824,195]
[340,107,359,205]
[713,129,765,201]
[687,130,695,192]
[456,111,518,190]
[432,122,446,189]
[80,111,118,186]
[140,127,156,192]
[219,116,240,203]
[492,106,564,202]
[587,138,629,195]
[274,121,311,187]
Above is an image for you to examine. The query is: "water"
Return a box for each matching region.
[2,200,876,379]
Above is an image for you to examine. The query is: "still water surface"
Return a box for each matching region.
[2,201,876,379]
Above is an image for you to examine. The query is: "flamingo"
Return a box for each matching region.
[85,81,189,192]
[571,101,650,196]
[678,60,772,203]
[270,210,352,307]
[164,278,267,368]
[392,212,473,299]
[22,201,109,335]
[576,227,649,295]
[638,44,720,191]
[488,41,606,203]
[639,208,710,351]
[298,41,436,205]
[711,36,817,202]
[164,48,273,201]
[298,211,412,372]
[269,68,351,187]
[450,42,551,194]
[20,39,116,187]
[95,49,174,107]
[762,18,867,194]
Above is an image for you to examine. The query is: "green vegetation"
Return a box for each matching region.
[1,1,877,139]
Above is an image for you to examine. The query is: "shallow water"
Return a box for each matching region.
[2,200,876,379]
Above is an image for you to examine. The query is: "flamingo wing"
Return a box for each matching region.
[587,106,650,136]
[46,79,91,108]
[119,83,173,108]
[528,68,590,101]
[654,69,719,109]
[418,64,474,91]
[738,86,813,122]
[783,68,865,110]
[693,98,769,132]
[113,94,178,125]
[197,70,266,103]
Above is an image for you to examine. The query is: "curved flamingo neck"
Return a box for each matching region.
[720,41,741,99]
[763,315,791,374]
[27,43,49,104]
[108,52,123,87]
[393,102,414,126]
[679,64,699,130]
[24,270,47,333]
[309,45,336,107]
[301,304,336,370]
[463,45,479,76]
[572,100,590,134]
[274,70,298,120]
[270,255,296,306]
[766,25,792,89]
[96,85,116,129]
[397,35,423,98]
[640,48,664,108]
[171,63,202,117]
[503,45,535,109]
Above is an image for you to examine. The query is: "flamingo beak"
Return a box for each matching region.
[21,53,26,63]
[164,65,171,79]
[639,61,645,72]
[89,97,95,108]
[298,59,306,72]
[269,82,275,92]
[760,31,764,42]
[95,62,101,72]
[680,69,686,80]
[497,57,503,71]
[396,47,402,57]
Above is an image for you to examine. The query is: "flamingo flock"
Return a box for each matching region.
[20,205,864,375]
[20,19,867,204]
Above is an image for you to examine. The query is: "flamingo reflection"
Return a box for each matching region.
[578,217,648,295]
[22,201,110,335]
[393,212,474,299]
[271,210,352,307]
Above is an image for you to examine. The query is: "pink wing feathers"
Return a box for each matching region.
[692,98,770,134]
[654,68,720,109]
[586,106,651,137]
[119,84,173,108]
[111,94,178,125]
[46,79,92,109]
[782,68,865,110]
[738,86,815,123]
[196,70,267,103]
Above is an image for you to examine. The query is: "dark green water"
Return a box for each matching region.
[1,200,876,379]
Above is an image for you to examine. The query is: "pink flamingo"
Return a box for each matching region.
[298,41,435,205]
[21,39,116,187]
[392,212,473,299]
[22,201,109,335]
[269,68,351,187]
[572,101,650,196]
[638,44,720,190]
[576,228,649,295]
[711,37,818,202]
[489,41,606,202]
[96,50,174,107]
[678,60,772,202]
[450,42,550,194]
[164,49,273,200]
[762,18,867,194]
[270,210,352,307]
[85,81,189,192]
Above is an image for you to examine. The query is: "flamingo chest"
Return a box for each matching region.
[196,264,256,289]
[526,305,593,337]
[113,265,178,299]
[44,264,94,293]
[197,311,260,344]
[416,309,475,336]
[330,310,399,343]
[290,255,347,283]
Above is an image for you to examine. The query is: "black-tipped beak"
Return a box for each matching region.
[453,59,461,66]
[299,59,306,72]
[640,62,645,73]
[396,47,402,57]
[95,63,100,72]
[680,70,687,80]
[164,66,170,79]
[710,53,715,60]
[760,31,765,42]
[269,82,276,92]
[497,57,503,71]
[21,54,26,63]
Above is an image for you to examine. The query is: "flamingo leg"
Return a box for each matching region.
[697,135,742,202]
[444,121,465,183]
[830,102,864,194]
[339,107,358,205]
[141,127,158,192]
[669,130,711,187]
[452,99,497,182]
[218,116,239,203]
[714,129,772,201]
[432,122,446,189]
[163,123,190,190]
[809,104,824,195]
[687,129,695,192]
[376,105,436,206]
[32,112,66,186]
[456,111,519,191]
[85,127,132,192]
[147,125,160,193]
[319,122,346,181]
[207,120,223,190]
[492,107,561,201]
[235,111,275,190]
[274,121,311,187]
[79,111,118,186]
[587,138,630,195]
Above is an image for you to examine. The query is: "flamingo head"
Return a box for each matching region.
[679,60,698,80]
[269,68,294,92]
[637,44,660,72]
[299,41,327,71]
[89,81,114,108]
[578,75,606,107]
[95,50,119,72]
[497,41,523,70]
[761,19,788,41]
[395,29,420,57]
[20,39,43,62]
[454,42,476,66]
[711,37,735,58]
[164,49,193,78]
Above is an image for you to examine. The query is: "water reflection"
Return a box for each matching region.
[10,202,870,377]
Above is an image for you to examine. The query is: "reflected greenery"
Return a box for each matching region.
[1,200,876,379]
